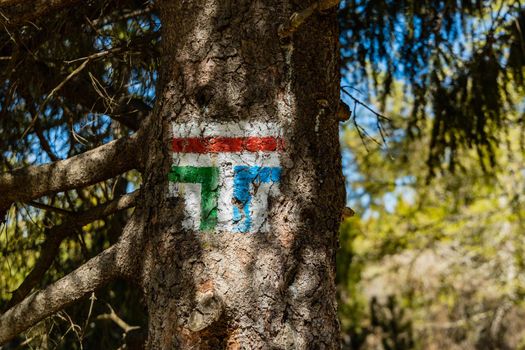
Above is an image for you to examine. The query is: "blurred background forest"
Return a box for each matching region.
[0,0,524,349]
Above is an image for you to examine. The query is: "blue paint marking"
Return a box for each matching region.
[233,166,281,233]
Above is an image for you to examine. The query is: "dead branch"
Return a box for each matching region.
[59,78,152,131]
[7,191,139,309]
[97,303,140,333]
[0,133,143,220]
[0,207,145,345]
[0,244,121,345]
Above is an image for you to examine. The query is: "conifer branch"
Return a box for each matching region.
[0,244,121,345]
[0,133,143,221]
[7,191,139,309]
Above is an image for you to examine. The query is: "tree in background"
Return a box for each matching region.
[337,1,525,348]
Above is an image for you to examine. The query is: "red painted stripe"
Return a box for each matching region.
[172,137,285,153]
[209,137,243,152]
[172,138,207,153]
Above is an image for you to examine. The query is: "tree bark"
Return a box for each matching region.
[6,191,139,309]
[0,244,122,344]
[0,208,145,344]
[137,0,344,348]
[0,133,142,217]
[0,0,344,347]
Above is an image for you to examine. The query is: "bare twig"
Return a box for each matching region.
[56,311,83,348]
[352,100,369,152]
[342,86,393,152]
[341,87,391,121]
[65,47,123,64]
[89,71,116,111]
[21,59,90,139]
[80,293,96,342]
[97,303,140,333]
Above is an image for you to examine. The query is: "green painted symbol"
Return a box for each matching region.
[168,166,219,231]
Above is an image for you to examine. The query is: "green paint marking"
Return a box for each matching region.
[168,166,219,231]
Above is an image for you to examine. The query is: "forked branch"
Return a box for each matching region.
[6,191,139,309]
[0,244,122,344]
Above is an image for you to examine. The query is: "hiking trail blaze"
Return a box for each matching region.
[168,121,284,233]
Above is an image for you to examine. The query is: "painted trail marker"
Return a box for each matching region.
[169,122,284,233]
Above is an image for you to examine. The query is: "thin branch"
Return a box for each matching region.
[0,208,145,345]
[65,47,123,64]
[376,119,387,145]
[21,58,90,139]
[0,132,143,219]
[0,244,121,345]
[341,87,392,121]
[96,303,140,333]
[25,201,73,216]
[342,87,394,155]
[80,293,96,341]
[55,310,83,347]
[6,191,139,308]
[356,123,383,147]
[352,100,369,152]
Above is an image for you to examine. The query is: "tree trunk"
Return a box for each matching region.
[139,0,344,348]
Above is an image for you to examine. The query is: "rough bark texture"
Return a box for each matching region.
[0,245,120,344]
[138,0,344,348]
[0,133,141,217]
[0,0,344,347]
[6,191,139,309]
[0,209,145,344]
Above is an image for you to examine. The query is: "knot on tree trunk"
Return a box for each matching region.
[188,290,224,332]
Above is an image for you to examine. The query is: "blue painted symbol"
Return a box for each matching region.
[233,166,281,233]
